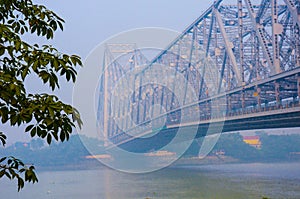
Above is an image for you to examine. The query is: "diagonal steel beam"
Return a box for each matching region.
[283,0,300,28]
[214,8,242,85]
[244,0,275,74]
[256,0,270,23]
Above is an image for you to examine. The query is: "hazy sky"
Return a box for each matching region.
[5,0,214,144]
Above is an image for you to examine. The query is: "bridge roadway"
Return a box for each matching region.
[108,100,300,153]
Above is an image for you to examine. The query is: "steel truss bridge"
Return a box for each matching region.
[98,0,300,151]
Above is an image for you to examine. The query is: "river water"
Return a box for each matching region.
[2,162,300,199]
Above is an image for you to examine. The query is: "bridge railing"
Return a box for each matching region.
[107,95,299,146]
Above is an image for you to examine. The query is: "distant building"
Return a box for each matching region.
[243,135,261,149]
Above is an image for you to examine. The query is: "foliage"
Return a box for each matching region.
[0,0,82,191]
[260,133,300,160]
[0,135,104,168]
[184,132,300,162]
[212,133,260,161]
[0,156,37,191]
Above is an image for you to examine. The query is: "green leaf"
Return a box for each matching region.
[53,58,59,68]
[66,71,71,81]
[20,27,25,35]
[57,21,64,31]
[60,131,65,142]
[52,131,58,141]
[10,115,18,126]
[30,127,37,137]
[0,157,7,163]
[5,171,11,179]
[7,19,14,24]
[0,170,6,178]
[25,124,34,132]
[21,66,29,80]
[15,41,21,51]
[50,20,57,30]
[47,133,52,144]
[36,126,43,136]
[0,47,5,56]
[31,25,37,33]
[48,107,54,117]
[19,20,25,26]
[0,132,7,146]
[17,178,24,192]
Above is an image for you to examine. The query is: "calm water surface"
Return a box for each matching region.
[2,162,300,199]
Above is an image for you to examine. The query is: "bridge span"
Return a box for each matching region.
[97,0,300,151]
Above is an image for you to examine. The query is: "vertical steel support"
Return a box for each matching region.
[275,81,281,107]
[125,99,130,131]
[227,57,231,91]
[228,95,232,112]
[103,50,109,146]
[117,94,121,125]
[143,97,147,122]
[184,28,196,105]
[183,72,189,105]
[271,0,282,73]
[171,47,180,108]
[120,99,124,131]
[133,49,138,68]
[112,93,118,136]
[283,0,300,66]
[136,74,143,124]
[122,97,126,130]
[160,88,165,114]
[188,27,196,68]
[238,0,245,110]
[203,18,207,52]
[242,90,245,109]
[214,14,218,71]
[218,53,227,93]
[151,86,155,117]
[296,25,300,67]
[205,13,214,57]
[297,74,300,103]
[256,86,262,110]
[255,35,261,80]
[200,13,214,99]
[238,0,245,84]
[227,58,232,112]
